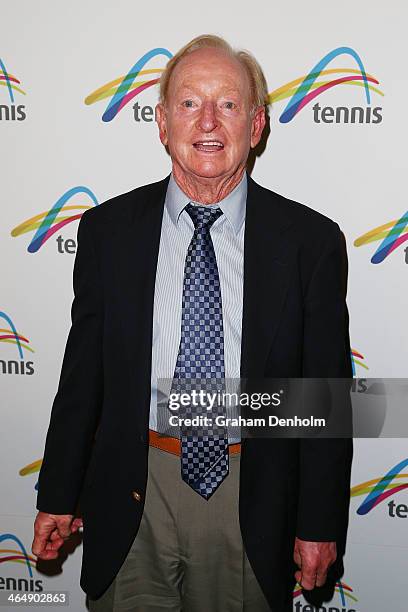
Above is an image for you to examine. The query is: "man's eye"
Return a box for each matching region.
[182,100,194,108]
[224,101,237,110]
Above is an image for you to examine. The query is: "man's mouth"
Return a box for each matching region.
[193,140,224,152]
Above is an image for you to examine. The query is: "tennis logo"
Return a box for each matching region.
[354,210,408,263]
[351,458,408,519]
[0,57,26,121]
[19,459,41,491]
[293,580,358,611]
[86,46,382,128]
[11,186,99,254]
[351,349,368,376]
[0,311,34,375]
[350,348,369,395]
[269,46,383,124]
[0,533,42,592]
[85,48,173,122]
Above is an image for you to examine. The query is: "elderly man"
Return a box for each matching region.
[32,35,353,612]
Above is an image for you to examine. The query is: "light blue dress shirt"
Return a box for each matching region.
[149,172,247,443]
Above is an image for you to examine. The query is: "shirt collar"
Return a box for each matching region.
[165,171,247,234]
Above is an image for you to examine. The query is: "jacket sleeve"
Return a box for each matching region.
[36,211,103,515]
[296,221,353,542]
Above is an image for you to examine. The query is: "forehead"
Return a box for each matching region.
[169,47,250,95]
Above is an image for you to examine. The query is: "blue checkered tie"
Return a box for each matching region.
[171,203,229,499]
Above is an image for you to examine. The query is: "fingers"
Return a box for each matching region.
[295,567,328,590]
[57,516,73,539]
[297,566,321,591]
[32,532,54,559]
[295,569,302,584]
[315,567,329,588]
[43,528,65,557]
[293,539,337,590]
[32,512,76,560]
[71,517,83,532]
[296,561,330,589]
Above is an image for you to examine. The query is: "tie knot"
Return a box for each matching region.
[185,203,223,230]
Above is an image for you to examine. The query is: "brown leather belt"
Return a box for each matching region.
[149,429,241,456]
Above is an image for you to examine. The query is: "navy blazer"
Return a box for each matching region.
[36,174,353,611]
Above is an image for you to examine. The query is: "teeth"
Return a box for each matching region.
[195,141,223,146]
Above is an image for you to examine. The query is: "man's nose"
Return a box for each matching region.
[196,101,218,132]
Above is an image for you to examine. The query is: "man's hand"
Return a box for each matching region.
[32,512,83,560]
[293,537,336,590]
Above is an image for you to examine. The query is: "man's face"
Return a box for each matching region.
[156,48,265,182]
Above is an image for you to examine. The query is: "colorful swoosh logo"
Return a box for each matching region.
[85,48,173,122]
[11,186,99,253]
[354,211,408,263]
[293,580,357,606]
[85,46,383,126]
[0,58,26,103]
[0,311,33,359]
[269,46,383,123]
[0,534,36,575]
[20,459,42,491]
[351,349,368,375]
[351,458,408,514]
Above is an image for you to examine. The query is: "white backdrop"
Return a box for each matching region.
[1,1,407,610]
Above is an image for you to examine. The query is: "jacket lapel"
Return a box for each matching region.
[240,175,295,378]
[117,175,170,424]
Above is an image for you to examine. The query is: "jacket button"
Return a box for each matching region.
[131,490,142,502]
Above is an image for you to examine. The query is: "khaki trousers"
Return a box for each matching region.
[88,445,271,612]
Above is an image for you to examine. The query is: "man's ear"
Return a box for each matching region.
[155,103,168,146]
[250,106,266,149]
